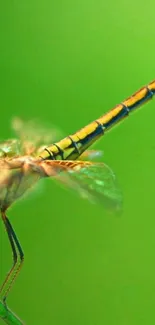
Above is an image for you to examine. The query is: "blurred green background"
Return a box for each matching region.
[0,1,155,324]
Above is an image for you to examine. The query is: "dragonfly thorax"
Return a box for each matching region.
[0,156,44,211]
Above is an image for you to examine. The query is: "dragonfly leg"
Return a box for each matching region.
[0,212,24,305]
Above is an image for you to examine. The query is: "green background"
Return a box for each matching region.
[0,1,155,324]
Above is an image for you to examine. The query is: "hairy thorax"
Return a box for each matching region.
[0,156,43,211]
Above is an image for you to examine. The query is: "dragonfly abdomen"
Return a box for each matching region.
[39,80,155,161]
[96,81,155,131]
[39,120,104,161]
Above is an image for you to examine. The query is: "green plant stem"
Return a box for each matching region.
[0,302,24,325]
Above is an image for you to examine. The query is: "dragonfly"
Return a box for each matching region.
[0,80,155,308]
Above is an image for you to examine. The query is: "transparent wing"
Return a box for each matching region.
[40,160,123,213]
[79,150,103,160]
[11,117,63,156]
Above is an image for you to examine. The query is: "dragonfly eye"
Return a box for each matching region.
[0,149,6,157]
[0,140,20,157]
[0,147,14,157]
